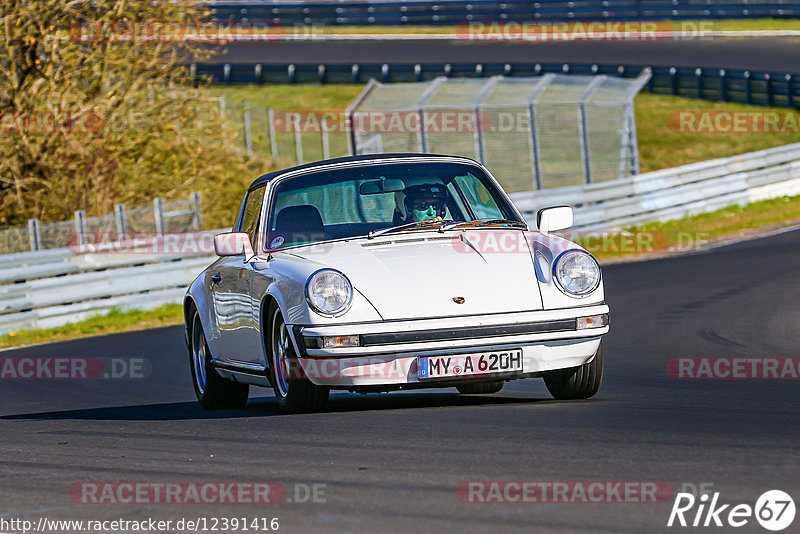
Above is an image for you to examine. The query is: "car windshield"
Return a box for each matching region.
[264,161,521,249]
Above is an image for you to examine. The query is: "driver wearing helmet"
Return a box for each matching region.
[393,183,449,225]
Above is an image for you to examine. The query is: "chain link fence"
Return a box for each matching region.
[0,193,202,255]
[346,72,651,193]
[220,97,351,167]
[217,72,648,195]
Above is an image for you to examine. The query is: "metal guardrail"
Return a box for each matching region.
[0,231,229,335]
[193,62,800,108]
[0,193,203,256]
[208,0,800,25]
[510,142,800,230]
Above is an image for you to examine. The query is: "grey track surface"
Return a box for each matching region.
[209,37,800,73]
[1,228,799,533]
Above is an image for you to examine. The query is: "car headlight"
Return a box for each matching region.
[305,269,353,317]
[553,250,601,296]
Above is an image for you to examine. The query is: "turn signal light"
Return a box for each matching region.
[322,335,360,348]
[577,314,609,329]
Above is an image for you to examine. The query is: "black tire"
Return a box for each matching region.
[189,310,249,409]
[269,304,329,414]
[543,340,604,400]
[456,381,505,394]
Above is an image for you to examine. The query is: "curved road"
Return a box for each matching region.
[1,228,799,532]
[210,37,800,73]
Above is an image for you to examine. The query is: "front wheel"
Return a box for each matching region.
[543,340,604,400]
[189,310,249,409]
[269,305,329,414]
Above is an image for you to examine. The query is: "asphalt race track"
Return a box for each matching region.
[1,228,799,533]
[211,37,800,73]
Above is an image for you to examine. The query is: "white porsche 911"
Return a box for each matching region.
[184,154,609,413]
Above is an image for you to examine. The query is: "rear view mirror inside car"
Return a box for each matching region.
[359,177,405,195]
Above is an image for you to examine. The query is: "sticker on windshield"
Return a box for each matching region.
[270,236,285,249]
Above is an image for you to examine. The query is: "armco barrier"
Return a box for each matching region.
[0,231,228,336]
[208,0,800,26]
[193,62,800,108]
[510,142,800,230]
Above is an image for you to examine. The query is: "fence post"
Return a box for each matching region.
[526,74,554,191]
[415,77,446,153]
[73,210,87,246]
[345,79,379,156]
[528,103,542,190]
[268,107,279,160]
[218,96,226,120]
[114,204,128,240]
[620,103,642,177]
[471,77,500,165]
[696,68,704,99]
[154,198,165,235]
[577,76,606,185]
[190,192,202,230]
[765,73,774,106]
[670,67,678,95]
[321,117,331,160]
[720,69,728,102]
[27,218,41,251]
[243,100,253,157]
[293,113,304,164]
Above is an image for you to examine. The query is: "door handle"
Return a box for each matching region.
[211,273,222,284]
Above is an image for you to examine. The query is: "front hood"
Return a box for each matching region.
[287,231,543,320]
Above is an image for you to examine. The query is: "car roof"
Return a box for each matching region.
[247,153,479,191]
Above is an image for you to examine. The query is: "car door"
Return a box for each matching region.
[211,184,266,366]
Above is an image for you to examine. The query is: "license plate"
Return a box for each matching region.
[418,349,523,380]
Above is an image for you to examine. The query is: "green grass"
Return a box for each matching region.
[213,85,363,111]
[0,304,185,350]
[633,194,800,239]
[635,93,800,172]
[580,194,800,260]
[708,18,800,32]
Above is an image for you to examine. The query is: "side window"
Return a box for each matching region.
[240,185,266,249]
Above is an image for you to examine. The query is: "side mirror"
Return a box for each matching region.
[214,232,255,257]
[537,206,573,234]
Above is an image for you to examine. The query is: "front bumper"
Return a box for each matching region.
[288,303,609,387]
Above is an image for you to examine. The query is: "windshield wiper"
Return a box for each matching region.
[367,219,451,239]
[439,218,529,232]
